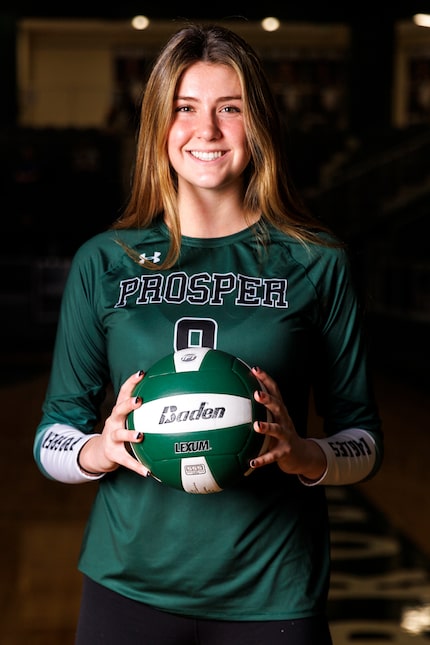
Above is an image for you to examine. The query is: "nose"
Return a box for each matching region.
[196,109,221,140]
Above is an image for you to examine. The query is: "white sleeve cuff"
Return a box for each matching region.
[298,428,377,486]
[39,423,106,484]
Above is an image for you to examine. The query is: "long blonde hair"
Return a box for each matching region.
[113,23,337,268]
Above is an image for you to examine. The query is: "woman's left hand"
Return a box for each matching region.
[250,366,327,481]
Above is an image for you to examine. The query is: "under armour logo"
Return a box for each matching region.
[139,251,161,264]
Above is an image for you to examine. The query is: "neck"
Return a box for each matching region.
[177,185,259,238]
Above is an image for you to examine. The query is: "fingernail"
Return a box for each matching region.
[250,460,256,468]
[135,432,143,440]
[137,370,144,377]
[134,396,142,404]
[252,366,260,373]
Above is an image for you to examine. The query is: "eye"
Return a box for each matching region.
[221,105,241,114]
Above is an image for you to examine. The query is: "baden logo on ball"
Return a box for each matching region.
[126,347,270,494]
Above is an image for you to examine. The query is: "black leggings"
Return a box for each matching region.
[75,576,333,645]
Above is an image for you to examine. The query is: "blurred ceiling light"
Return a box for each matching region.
[401,603,430,635]
[261,17,280,32]
[131,15,150,30]
[413,13,430,27]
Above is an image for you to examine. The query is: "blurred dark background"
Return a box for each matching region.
[0,2,429,385]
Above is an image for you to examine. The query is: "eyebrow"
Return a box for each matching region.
[174,95,242,101]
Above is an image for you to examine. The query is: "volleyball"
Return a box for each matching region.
[127,347,271,494]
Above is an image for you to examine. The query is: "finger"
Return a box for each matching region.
[249,428,278,469]
[116,370,145,406]
[253,419,287,451]
[254,388,283,421]
[116,431,151,477]
[251,366,280,397]
[124,432,151,477]
[124,453,151,477]
[111,390,144,424]
[251,420,291,468]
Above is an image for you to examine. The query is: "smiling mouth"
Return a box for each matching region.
[189,151,224,161]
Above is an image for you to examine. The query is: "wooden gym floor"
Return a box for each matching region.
[1,334,430,644]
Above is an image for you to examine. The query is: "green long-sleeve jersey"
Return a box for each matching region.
[34,221,382,620]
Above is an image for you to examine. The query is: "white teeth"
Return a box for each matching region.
[190,151,223,161]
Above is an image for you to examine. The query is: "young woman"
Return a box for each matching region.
[33,23,383,645]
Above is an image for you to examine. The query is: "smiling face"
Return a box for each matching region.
[167,61,251,193]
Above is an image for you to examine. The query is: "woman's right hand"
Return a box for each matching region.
[77,371,150,478]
